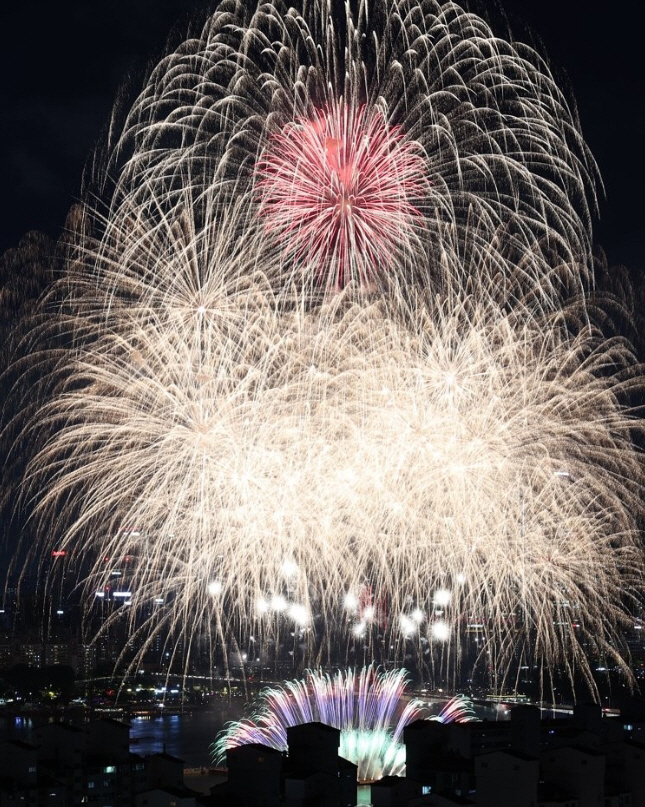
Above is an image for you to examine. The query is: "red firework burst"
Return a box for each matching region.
[256,101,429,291]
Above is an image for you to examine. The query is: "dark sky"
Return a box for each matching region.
[0,0,642,272]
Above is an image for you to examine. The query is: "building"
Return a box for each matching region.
[224,743,283,806]
[475,749,539,807]
[0,718,147,806]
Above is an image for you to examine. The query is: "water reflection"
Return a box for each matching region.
[129,701,244,767]
[0,715,34,743]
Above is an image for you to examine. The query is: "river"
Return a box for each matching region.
[1,697,566,769]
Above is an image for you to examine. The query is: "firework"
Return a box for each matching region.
[256,100,429,291]
[102,0,596,303]
[213,666,476,782]
[11,0,644,698]
[18,184,643,692]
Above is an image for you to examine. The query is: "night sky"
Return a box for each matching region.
[0,0,642,268]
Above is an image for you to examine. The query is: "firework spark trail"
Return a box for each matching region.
[101,0,597,304]
[18,187,644,692]
[212,666,476,781]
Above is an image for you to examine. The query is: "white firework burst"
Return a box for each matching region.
[17,187,644,694]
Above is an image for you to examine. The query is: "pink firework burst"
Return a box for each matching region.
[256,101,429,291]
